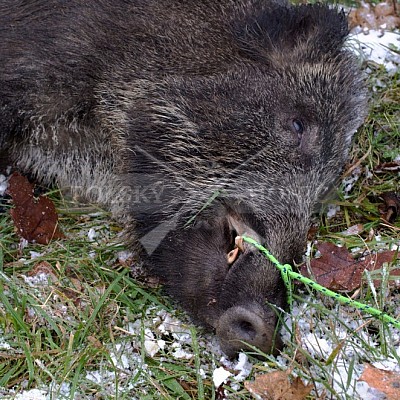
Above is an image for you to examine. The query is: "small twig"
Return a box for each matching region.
[342,145,371,178]
[0,349,60,360]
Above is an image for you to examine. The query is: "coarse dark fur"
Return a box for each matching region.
[0,0,367,357]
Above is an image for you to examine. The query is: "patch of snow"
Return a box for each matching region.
[198,368,207,379]
[85,370,104,384]
[144,339,161,357]
[364,165,373,180]
[217,353,253,391]
[213,366,232,388]
[283,296,400,399]
[372,358,400,372]
[81,340,148,397]
[125,320,140,335]
[341,224,363,236]
[350,30,400,73]
[13,389,48,400]
[326,204,341,219]
[0,338,11,350]
[117,250,133,263]
[143,328,159,357]
[20,239,29,250]
[172,347,193,359]
[22,272,51,286]
[110,343,131,369]
[87,228,97,241]
[143,326,167,357]
[302,334,333,359]
[156,310,188,335]
[171,342,193,359]
[305,241,314,258]
[52,382,71,398]
[29,251,43,259]
[343,167,361,196]
[390,243,399,251]
[356,381,387,400]
[233,353,252,382]
[0,174,8,196]
[331,361,364,398]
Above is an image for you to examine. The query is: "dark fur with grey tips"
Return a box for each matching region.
[0,0,367,357]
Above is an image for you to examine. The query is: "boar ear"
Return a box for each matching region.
[236,4,349,62]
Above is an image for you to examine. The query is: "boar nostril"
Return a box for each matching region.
[216,304,280,358]
[236,319,257,340]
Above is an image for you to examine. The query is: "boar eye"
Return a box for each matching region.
[292,119,304,137]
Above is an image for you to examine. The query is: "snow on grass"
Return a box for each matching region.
[0,174,8,196]
[350,30,400,73]
[213,367,232,388]
[280,298,399,399]
[0,336,11,351]
[13,389,48,400]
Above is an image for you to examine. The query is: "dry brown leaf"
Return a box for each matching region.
[7,172,65,244]
[340,224,364,236]
[87,336,103,349]
[349,1,400,31]
[300,242,400,291]
[28,261,58,282]
[378,192,400,223]
[245,371,312,400]
[359,364,400,400]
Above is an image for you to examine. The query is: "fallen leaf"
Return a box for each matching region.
[374,161,400,173]
[57,287,82,307]
[28,261,58,282]
[340,224,364,236]
[307,224,319,241]
[359,364,400,400]
[7,172,64,244]
[300,242,400,291]
[87,336,103,349]
[378,192,400,223]
[245,371,312,400]
[349,1,400,31]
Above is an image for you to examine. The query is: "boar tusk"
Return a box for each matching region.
[227,247,240,265]
[235,236,244,252]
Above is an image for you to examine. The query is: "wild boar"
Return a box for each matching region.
[0,0,367,357]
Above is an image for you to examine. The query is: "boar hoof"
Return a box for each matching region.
[216,304,281,358]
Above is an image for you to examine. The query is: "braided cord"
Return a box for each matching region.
[242,235,400,329]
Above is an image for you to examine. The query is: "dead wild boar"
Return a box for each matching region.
[0,0,367,357]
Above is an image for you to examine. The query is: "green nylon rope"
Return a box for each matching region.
[242,235,400,329]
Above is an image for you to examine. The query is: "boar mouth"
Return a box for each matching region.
[227,236,244,265]
[147,205,286,357]
[225,213,263,266]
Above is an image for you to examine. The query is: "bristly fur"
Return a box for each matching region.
[0,0,367,356]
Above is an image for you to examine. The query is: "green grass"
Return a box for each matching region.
[0,202,217,399]
[1,59,400,400]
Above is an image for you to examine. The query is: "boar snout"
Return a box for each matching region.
[216,303,282,358]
